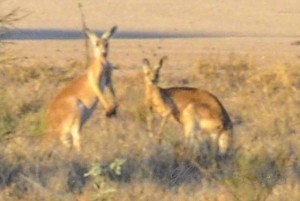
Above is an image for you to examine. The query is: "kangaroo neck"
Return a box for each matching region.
[89,56,108,70]
[146,82,161,100]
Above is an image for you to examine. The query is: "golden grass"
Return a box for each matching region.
[0,54,299,201]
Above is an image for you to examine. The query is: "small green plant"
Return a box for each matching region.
[109,158,126,176]
[0,95,18,140]
[84,158,126,201]
[31,107,47,136]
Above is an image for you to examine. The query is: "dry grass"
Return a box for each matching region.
[0,53,299,201]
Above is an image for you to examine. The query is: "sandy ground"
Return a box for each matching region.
[1,0,300,67]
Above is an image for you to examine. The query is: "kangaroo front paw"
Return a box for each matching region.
[105,106,117,117]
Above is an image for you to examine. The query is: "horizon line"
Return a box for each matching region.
[1,28,299,40]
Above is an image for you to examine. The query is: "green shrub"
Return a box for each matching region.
[0,96,18,140]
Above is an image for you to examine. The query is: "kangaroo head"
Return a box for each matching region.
[85,26,117,58]
[143,56,167,84]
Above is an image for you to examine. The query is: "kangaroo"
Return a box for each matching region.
[45,26,118,152]
[143,57,233,157]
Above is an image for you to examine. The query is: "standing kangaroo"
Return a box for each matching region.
[143,57,233,157]
[45,26,118,152]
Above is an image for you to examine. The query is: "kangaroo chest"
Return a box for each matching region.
[99,66,112,91]
[149,89,176,118]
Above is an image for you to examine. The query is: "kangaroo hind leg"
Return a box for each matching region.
[71,120,81,153]
[182,104,201,156]
[218,128,233,159]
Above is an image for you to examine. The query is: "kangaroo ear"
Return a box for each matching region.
[142,58,152,73]
[158,56,167,67]
[155,56,167,71]
[102,26,118,39]
[85,28,98,41]
[142,58,150,67]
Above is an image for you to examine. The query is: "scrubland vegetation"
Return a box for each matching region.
[0,49,299,200]
[1,1,300,200]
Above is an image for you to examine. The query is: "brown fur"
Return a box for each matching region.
[143,57,233,156]
[44,27,118,152]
